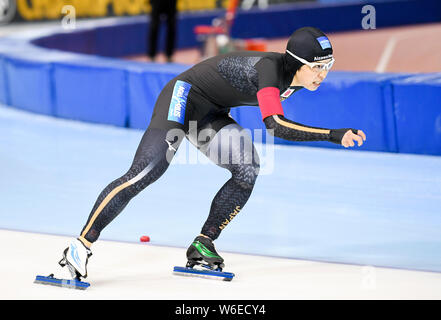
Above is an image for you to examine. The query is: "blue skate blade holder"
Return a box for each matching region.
[34,274,90,290]
[173,266,235,281]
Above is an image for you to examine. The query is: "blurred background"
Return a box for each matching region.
[1,0,441,282]
[1,0,441,152]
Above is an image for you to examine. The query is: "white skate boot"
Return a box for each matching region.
[34,239,93,290]
[59,238,92,279]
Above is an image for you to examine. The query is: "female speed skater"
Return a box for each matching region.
[56,26,366,281]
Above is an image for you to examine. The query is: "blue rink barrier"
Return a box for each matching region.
[1,48,54,116]
[391,73,441,155]
[0,1,440,155]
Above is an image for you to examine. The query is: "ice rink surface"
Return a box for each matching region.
[4,229,441,300]
[1,104,441,299]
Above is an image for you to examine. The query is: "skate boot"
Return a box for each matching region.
[186,235,225,271]
[173,235,234,281]
[59,238,93,280]
[34,239,92,290]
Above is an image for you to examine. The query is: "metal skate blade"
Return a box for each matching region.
[173,266,235,281]
[34,275,90,290]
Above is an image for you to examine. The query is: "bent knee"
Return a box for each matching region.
[230,161,260,189]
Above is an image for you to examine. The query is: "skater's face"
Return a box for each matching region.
[292,58,332,91]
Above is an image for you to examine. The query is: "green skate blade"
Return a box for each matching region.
[34,275,90,290]
[173,266,234,281]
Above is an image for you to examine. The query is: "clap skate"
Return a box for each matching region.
[34,239,92,290]
[173,235,235,281]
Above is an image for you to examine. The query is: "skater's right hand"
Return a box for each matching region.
[330,128,366,148]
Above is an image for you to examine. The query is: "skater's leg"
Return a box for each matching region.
[78,77,191,247]
[184,116,259,267]
[187,116,260,241]
[199,123,260,240]
[79,126,184,247]
[53,123,184,281]
[56,78,192,280]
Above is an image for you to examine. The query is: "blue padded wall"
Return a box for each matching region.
[52,58,127,126]
[4,56,53,116]
[391,74,441,156]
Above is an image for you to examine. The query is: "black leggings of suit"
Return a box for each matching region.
[79,81,260,246]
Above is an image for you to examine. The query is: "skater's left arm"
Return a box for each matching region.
[256,87,366,147]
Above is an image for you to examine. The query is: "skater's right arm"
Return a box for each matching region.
[255,58,333,143]
[255,57,365,147]
[257,88,365,146]
[258,88,365,148]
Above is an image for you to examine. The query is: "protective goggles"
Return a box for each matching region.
[286,49,335,72]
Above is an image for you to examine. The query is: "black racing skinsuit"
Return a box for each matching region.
[79,51,345,246]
